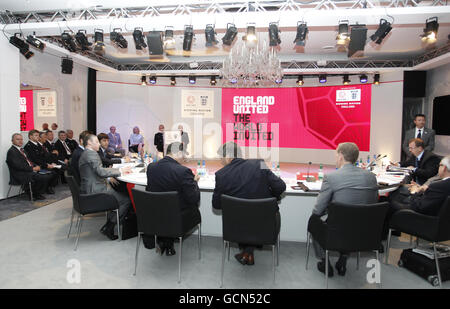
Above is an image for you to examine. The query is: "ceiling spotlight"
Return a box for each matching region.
[268,22,281,46]
[360,74,368,83]
[141,75,147,86]
[93,29,105,54]
[189,76,196,84]
[319,75,327,84]
[75,30,91,51]
[170,76,176,86]
[421,17,439,42]
[205,24,219,47]
[222,23,238,46]
[9,34,34,59]
[348,25,367,57]
[374,73,380,85]
[296,75,304,86]
[26,34,45,51]
[343,74,350,85]
[370,19,392,44]
[149,76,157,85]
[110,28,128,49]
[243,24,257,47]
[183,25,194,51]
[61,31,78,52]
[337,21,350,45]
[275,77,283,84]
[210,76,217,86]
[133,27,147,50]
[164,27,176,50]
[229,77,238,84]
[294,21,308,46]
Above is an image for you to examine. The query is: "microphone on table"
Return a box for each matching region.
[368,154,387,169]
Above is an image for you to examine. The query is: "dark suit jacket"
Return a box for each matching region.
[66,139,79,153]
[212,158,286,210]
[410,178,450,216]
[402,127,435,155]
[70,146,84,185]
[146,156,200,211]
[54,139,72,161]
[6,146,34,184]
[400,150,441,185]
[41,141,58,163]
[98,148,121,168]
[154,132,164,153]
[24,141,49,168]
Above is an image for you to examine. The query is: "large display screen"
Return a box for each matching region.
[222,85,371,151]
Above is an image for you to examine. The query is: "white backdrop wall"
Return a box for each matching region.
[97,71,404,164]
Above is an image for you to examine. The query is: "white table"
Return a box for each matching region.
[116,163,404,242]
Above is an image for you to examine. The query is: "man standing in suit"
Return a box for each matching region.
[65,129,79,153]
[146,142,201,255]
[79,134,132,240]
[69,130,90,185]
[212,142,286,265]
[54,131,72,164]
[24,130,59,194]
[311,142,378,277]
[154,124,165,157]
[402,114,435,158]
[398,138,440,185]
[6,133,52,200]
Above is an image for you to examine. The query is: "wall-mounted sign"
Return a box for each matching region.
[37,91,57,117]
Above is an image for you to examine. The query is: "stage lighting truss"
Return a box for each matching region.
[75,29,91,51]
[183,25,194,51]
[10,33,34,59]
[61,31,78,52]
[370,19,392,44]
[421,17,438,43]
[164,27,176,50]
[294,21,308,46]
[133,27,147,50]
[268,22,281,47]
[110,28,128,49]
[222,23,238,46]
[205,24,219,47]
[336,21,350,46]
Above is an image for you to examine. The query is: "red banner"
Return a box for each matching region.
[222,85,371,151]
[19,90,34,131]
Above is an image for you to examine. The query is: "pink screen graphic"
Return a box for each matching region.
[222,85,371,151]
[19,90,34,132]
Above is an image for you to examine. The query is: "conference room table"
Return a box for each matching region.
[116,160,405,242]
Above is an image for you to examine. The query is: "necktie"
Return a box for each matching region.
[415,157,419,168]
[62,141,71,155]
[417,130,422,139]
[20,148,33,166]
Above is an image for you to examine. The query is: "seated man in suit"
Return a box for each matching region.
[311,142,378,277]
[24,129,59,194]
[65,129,79,153]
[97,133,122,168]
[389,155,450,216]
[54,130,72,165]
[396,138,440,186]
[43,130,58,157]
[69,130,90,185]
[402,114,435,159]
[212,142,286,266]
[79,134,132,240]
[146,142,201,256]
[6,133,52,200]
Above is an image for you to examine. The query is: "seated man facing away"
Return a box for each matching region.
[311,142,378,277]
[212,142,286,266]
[145,142,201,256]
[6,133,52,200]
[389,155,450,217]
[79,134,132,240]
[69,130,90,185]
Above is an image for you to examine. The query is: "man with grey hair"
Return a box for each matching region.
[310,142,378,277]
[212,142,286,266]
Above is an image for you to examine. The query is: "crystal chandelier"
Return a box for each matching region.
[220,40,283,87]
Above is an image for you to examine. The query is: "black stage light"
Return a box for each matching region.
[26,34,45,51]
[294,22,308,46]
[110,28,128,49]
[268,22,281,46]
[61,57,73,74]
[373,73,380,85]
[93,29,105,54]
[75,30,91,50]
[183,25,194,51]
[297,75,304,86]
[61,31,78,52]
[189,75,196,84]
[319,75,327,83]
[210,76,217,85]
[10,34,34,59]
[147,31,164,56]
[360,74,368,83]
[222,23,238,46]
[348,25,367,57]
[133,28,147,50]
[370,19,392,44]
[164,27,176,50]
[170,76,176,86]
[205,24,219,47]
[343,74,350,85]
[421,17,438,42]
[243,24,257,42]
[337,21,350,45]
[141,75,147,86]
[149,76,157,84]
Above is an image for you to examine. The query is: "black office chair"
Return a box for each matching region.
[220,195,280,287]
[385,197,450,288]
[66,173,121,250]
[6,161,33,201]
[131,189,201,283]
[306,202,388,288]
